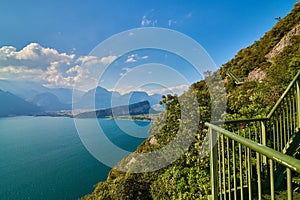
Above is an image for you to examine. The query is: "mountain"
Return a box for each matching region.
[121,91,161,105]
[49,88,84,104]
[29,92,71,111]
[0,80,162,112]
[0,80,49,99]
[0,80,84,105]
[74,86,162,110]
[74,86,114,109]
[75,101,154,118]
[149,93,163,104]
[82,2,300,200]
[0,89,41,117]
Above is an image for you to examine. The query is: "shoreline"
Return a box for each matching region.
[0,113,160,121]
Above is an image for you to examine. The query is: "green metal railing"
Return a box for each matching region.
[207,71,300,199]
[207,123,300,200]
[226,70,245,85]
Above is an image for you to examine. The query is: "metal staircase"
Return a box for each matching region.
[226,70,245,85]
[206,71,300,200]
[274,129,300,190]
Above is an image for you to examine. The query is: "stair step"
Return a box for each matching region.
[293,177,300,185]
[274,130,300,189]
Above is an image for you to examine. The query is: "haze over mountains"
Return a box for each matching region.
[0,89,41,117]
[74,86,162,110]
[0,80,163,117]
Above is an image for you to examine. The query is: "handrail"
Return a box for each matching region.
[206,122,300,173]
[207,71,300,199]
[212,70,300,125]
[267,71,300,118]
[226,70,245,85]
[211,117,268,125]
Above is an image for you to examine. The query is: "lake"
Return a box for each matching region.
[0,116,150,200]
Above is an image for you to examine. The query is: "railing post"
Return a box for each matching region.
[287,168,293,200]
[261,121,272,195]
[261,121,267,165]
[256,153,262,200]
[269,159,275,200]
[296,79,300,129]
[209,127,218,199]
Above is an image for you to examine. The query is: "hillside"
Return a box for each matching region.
[221,1,300,119]
[0,90,41,117]
[29,92,71,111]
[82,2,300,199]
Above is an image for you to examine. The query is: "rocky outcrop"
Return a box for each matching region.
[247,68,266,83]
[266,24,300,60]
[149,136,158,145]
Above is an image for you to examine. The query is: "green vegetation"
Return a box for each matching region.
[82,2,300,199]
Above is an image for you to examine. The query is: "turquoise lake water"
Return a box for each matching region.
[0,116,149,200]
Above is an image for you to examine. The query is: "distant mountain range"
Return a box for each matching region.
[0,80,84,104]
[29,92,71,111]
[0,80,163,117]
[74,86,162,110]
[0,89,41,117]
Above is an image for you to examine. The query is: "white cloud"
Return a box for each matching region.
[109,84,189,96]
[141,16,152,26]
[0,66,26,74]
[168,19,177,27]
[0,46,17,60]
[119,73,125,77]
[122,67,132,72]
[100,55,117,64]
[125,54,137,63]
[152,20,158,26]
[0,43,74,71]
[0,66,44,81]
[146,84,190,95]
[16,43,74,67]
[167,12,192,27]
[76,56,98,65]
[66,65,81,75]
[109,85,136,95]
[125,54,148,63]
[125,57,137,63]
[0,43,102,90]
[119,67,133,77]
[42,61,97,90]
[141,16,157,27]
[76,55,117,66]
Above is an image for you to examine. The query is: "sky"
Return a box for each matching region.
[0,0,298,94]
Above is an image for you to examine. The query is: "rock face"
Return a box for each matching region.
[266,23,300,60]
[75,100,152,118]
[247,68,266,83]
[149,136,158,145]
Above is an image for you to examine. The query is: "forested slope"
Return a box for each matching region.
[82,2,300,199]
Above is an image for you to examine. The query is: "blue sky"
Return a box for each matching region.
[0,0,298,94]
